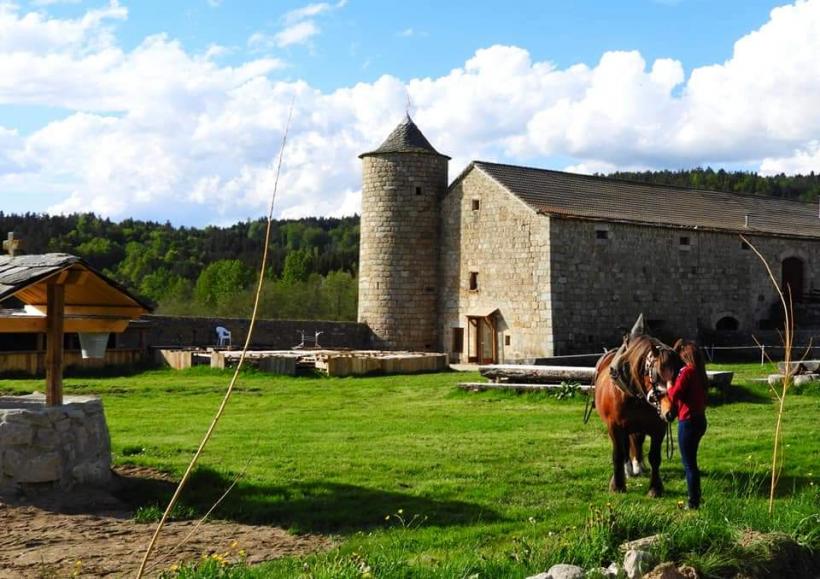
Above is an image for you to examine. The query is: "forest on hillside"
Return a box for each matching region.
[1,168,817,321]
[607,168,820,201]
[0,212,359,321]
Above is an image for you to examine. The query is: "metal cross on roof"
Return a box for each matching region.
[3,232,22,257]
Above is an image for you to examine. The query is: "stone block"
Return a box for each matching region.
[0,420,33,445]
[4,449,61,483]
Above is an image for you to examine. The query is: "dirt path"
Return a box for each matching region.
[0,467,333,577]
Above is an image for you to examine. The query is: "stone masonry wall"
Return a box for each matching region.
[358,153,448,351]
[439,167,552,361]
[0,393,111,489]
[549,218,820,354]
[144,315,372,349]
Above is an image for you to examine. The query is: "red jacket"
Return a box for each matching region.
[668,364,707,421]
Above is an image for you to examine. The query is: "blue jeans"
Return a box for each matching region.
[678,414,707,507]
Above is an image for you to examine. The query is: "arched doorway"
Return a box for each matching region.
[781,257,804,303]
[715,316,739,331]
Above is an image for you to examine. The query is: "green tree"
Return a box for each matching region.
[194,260,254,308]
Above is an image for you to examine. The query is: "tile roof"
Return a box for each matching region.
[0,254,80,300]
[474,161,820,239]
[360,115,450,159]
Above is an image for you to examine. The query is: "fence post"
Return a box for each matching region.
[760,344,765,366]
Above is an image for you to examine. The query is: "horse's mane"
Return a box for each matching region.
[623,336,660,390]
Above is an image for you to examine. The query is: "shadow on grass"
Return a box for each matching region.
[115,465,501,534]
[708,468,816,498]
[707,382,771,407]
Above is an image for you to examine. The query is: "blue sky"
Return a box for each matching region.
[0,0,818,224]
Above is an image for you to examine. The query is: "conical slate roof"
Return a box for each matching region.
[360,115,450,159]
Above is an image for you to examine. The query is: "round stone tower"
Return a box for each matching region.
[358,116,450,351]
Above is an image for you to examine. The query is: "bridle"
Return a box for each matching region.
[644,347,678,459]
[643,348,668,414]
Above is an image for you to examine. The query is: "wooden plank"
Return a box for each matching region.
[45,283,65,406]
[459,382,595,393]
[25,304,145,317]
[777,360,820,373]
[479,364,595,383]
[210,351,225,369]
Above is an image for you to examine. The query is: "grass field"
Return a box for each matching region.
[1,363,818,578]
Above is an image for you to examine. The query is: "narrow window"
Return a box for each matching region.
[471,199,480,211]
[504,335,511,346]
[415,186,422,195]
[595,229,609,240]
[452,328,464,352]
[469,272,479,291]
[679,236,690,246]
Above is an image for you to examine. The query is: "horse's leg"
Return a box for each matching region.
[647,432,664,498]
[627,433,646,477]
[609,427,628,493]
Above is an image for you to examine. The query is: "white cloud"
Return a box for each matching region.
[282,2,332,25]
[249,0,345,51]
[274,21,319,47]
[0,1,819,226]
[760,141,820,175]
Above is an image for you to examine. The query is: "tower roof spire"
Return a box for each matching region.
[360,116,450,159]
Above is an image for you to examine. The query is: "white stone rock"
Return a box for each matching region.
[620,534,663,552]
[547,564,586,579]
[623,549,655,579]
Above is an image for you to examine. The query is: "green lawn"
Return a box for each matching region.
[1,363,817,578]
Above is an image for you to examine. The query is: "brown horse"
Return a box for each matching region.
[594,335,682,495]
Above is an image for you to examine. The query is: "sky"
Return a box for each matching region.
[0,0,819,226]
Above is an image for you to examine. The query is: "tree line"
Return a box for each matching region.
[0,212,359,320]
[1,167,816,321]
[606,168,820,202]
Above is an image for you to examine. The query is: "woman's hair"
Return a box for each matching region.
[674,339,708,387]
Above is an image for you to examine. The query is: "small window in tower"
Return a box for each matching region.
[469,272,479,291]
[741,241,751,251]
[679,236,691,251]
[504,335,511,346]
[472,199,480,211]
[452,328,464,352]
[680,236,690,246]
[596,229,608,240]
[415,186,422,195]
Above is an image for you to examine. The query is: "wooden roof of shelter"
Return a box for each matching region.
[0,253,151,333]
[467,161,820,240]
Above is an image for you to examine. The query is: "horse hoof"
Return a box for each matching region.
[647,487,663,498]
[610,482,627,493]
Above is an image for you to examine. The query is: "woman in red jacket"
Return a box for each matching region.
[667,342,708,509]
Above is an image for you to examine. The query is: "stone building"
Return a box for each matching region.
[359,117,820,362]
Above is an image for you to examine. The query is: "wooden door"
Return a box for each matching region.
[782,257,804,303]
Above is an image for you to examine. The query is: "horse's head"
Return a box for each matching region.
[643,344,683,422]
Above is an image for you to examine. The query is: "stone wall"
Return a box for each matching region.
[0,393,110,489]
[358,152,448,351]
[549,218,820,354]
[144,315,373,349]
[439,167,553,362]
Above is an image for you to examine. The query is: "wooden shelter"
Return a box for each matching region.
[0,253,151,405]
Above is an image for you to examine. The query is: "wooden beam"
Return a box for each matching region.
[45,282,65,406]
[24,304,145,317]
[0,316,130,333]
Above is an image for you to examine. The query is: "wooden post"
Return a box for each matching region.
[46,282,65,406]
